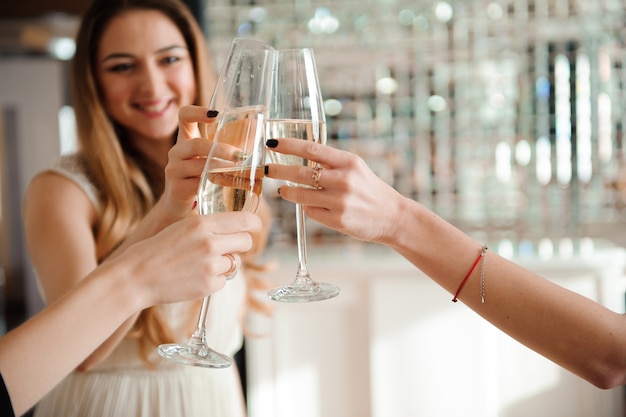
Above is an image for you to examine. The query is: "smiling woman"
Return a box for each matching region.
[19,0,271,416]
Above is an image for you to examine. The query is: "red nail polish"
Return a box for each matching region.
[192,200,198,210]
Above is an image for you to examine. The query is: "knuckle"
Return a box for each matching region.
[164,162,175,176]
[346,153,363,169]
[306,141,324,158]
[295,166,311,184]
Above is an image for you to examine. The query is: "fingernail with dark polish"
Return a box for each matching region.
[266,139,278,148]
[277,187,281,195]
[192,200,198,210]
[207,110,219,118]
[264,165,269,175]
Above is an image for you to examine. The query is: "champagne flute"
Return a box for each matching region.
[266,48,340,302]
[157,38,274,367]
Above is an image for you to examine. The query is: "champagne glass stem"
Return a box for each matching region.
[177,296,212,353]
[190,296,211,342]
[294,203,312,285]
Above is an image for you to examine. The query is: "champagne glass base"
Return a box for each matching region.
[157,343,232,368]
[268,282,340,303]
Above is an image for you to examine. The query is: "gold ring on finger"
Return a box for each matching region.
[312,165,323,190]
[224,253,238,279]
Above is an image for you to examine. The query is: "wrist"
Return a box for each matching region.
[110,249,151,311]
[151,198,184,232]
[379,195,424,251]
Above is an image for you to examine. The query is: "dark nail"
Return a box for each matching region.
[277,187,281,195]
[266,139,278,148]
[264,165,269,175]
[191,200,198,210]
[207,110,219,118]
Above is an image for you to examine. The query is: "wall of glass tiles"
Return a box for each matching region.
[203,0,626,243]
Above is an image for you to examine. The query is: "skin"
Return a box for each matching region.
[22,7,214,372]
[1,212,261,416]
[265,137,626,389]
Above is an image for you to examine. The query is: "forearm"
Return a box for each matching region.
[384,197,626,388]
[76,202,175,368]
[106,198,176,259]
[77,312,140,371]
[75,261,143,370]
[0,262,140,415]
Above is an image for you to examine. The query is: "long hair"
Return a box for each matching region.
[71,0,215,366]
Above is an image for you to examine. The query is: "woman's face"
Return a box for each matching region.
[96,9,196,144]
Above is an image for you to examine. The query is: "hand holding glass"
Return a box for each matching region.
[157,38,273,367]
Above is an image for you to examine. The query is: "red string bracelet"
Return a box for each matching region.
[452,244,488,303]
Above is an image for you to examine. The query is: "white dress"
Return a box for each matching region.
[33,155,247,417]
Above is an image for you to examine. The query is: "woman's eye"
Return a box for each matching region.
[108,63,134,72]
[162,56,181,65]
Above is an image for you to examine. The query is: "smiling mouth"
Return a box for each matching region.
[135,100,172,114]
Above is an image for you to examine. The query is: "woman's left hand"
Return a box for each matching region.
[161,105,218,221]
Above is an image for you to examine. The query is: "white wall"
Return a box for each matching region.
[0,57,65,317]
[247,238,626,417]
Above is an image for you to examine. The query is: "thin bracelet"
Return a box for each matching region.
[452,244,488,303]
[479,244,488,303]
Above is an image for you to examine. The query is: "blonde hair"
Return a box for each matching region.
[72,0,215,366]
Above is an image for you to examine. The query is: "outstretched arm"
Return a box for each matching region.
[265,137,626,389]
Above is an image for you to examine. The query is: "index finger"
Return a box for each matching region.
[266,138,348,169]
[177,105,219,142]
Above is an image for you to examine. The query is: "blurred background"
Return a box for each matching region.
[1,1,626,416]
[2,0,626,316]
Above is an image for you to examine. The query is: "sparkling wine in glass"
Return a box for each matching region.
[266,48,340,303]
[157,38,273,367]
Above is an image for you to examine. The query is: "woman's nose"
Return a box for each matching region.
[138,62,165,94]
